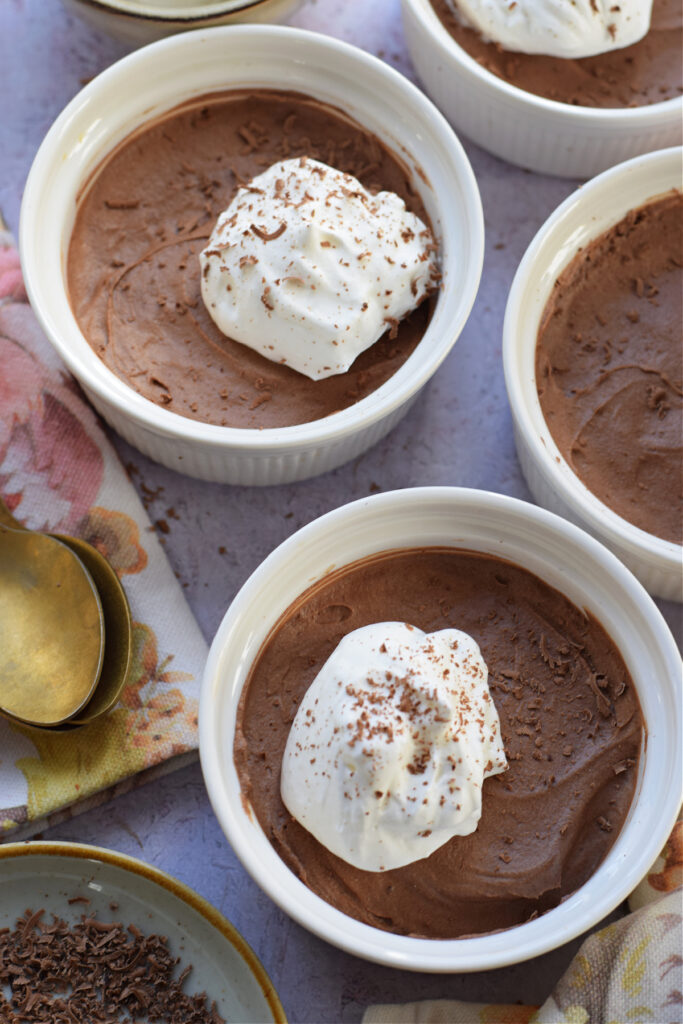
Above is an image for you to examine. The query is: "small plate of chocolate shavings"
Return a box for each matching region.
[0,841,286,1023]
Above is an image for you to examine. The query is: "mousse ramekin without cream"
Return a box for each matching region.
[401,0,683,178]
[504,147,682,601]
[20,25,483,486]
[199,487,682,971]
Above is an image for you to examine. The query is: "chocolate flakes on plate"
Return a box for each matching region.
[0,907,225,1023]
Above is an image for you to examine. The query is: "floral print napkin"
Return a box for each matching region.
[0,230,207,841]
[364,814,683,1024]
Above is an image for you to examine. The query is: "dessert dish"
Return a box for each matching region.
[67,99,436,429]
[21,25,483,484]
[235,547,642,938]
[504,147,682,600]
[536,190,682,546]
[401,0,683,177]
[200,488,682,970]
[430,0,682,108]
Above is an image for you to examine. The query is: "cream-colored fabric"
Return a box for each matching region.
[364,1000,538,1023]
[629,811,683,912]
[536,889,683,1023]
[364,814,683,1024]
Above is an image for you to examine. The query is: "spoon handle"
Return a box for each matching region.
[0,497,24,531]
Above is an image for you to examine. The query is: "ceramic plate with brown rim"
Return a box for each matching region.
[0,841,286,1022]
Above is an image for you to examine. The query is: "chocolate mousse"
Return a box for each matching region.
[67,90,433,429]
[536,191,683,545]
[431,0,683,107]
[234,548,643,939]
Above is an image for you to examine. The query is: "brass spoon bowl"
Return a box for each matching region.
[54,535,132,727]
[0,500,132,729]
[0,523,104,726]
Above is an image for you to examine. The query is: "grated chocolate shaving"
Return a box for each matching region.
[250,221,287,242]
[0,908,226,1023]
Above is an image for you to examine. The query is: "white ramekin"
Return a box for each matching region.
[20,26,483,486]
[401,0,683,178]
[199,486,682,972]
[504,147,682,602]
[62,0,302,46]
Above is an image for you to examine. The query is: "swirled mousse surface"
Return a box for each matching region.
[536,192,683,545]
[234,548,642,939]
[66,91,432,428]
[430,0,683,107]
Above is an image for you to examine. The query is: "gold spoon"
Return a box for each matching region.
[55,534,132,726]
[0,519,104,726]
[0,500,132,728]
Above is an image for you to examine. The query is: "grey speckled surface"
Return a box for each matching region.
[2,1,681,1020]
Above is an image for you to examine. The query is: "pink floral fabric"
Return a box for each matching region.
[0,231,207,840]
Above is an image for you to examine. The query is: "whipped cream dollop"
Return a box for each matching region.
[199,158,438,381]
[447,0,653,58]
[280,622,507,872]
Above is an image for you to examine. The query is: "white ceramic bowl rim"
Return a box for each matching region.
[405,0,683,122]
[75,0,273,21]
[200,486,682,972]
[20,24,483,455]
[503,146,683,569]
